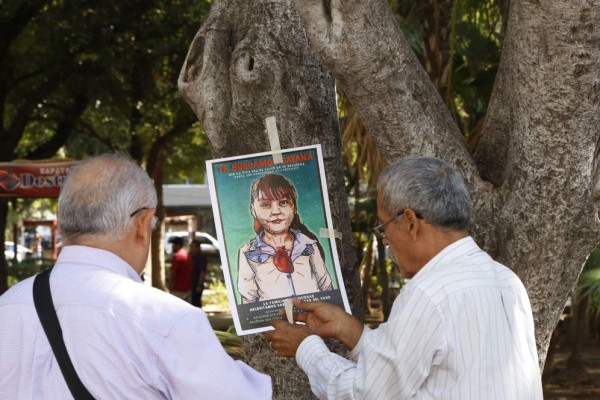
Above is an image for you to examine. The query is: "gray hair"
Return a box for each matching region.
[58,153,157,241]
[377,156,470,231]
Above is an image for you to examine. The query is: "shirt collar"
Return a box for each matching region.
[409,236,480,284]
[245,228,316,264]
[56,245,143,282]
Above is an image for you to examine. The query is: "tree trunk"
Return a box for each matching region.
[361,237,374,315]
[293,0,600,370]
[147,138,174,292]
[149,165,168,292]
[178,0,363,397]
[472,1,600,368]
[377,237,391,320]
[421,0,454,106]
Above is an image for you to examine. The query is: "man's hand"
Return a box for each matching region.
[290,298,364,350]
[264,319,314,358]
[264,299,364,357]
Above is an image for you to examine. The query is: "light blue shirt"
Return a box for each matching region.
[0,245,272,399]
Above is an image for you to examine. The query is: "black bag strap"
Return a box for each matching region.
[33,268,95,400]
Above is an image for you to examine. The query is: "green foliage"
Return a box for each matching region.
[7,259,53,287]
[214,329,245,361]
[204,279,230,311]
[586,248,600,270]
[1,0,214,292]
[370,275,383,296]
[389,0,424,58]
[576,246,600,317]
[388,0,503,138]
[6,198,57,227]
[60,0,211,158]
[163,123,212,184]
[2,0,212,167]
[451,0,503,136]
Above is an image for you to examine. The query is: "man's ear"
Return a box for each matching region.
[134,209,153,244]
[404,209,421,240]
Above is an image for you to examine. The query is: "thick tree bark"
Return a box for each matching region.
[293,0,600,369]
[178,0,362,398]
[473,0,600,367]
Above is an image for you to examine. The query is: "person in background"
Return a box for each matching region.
[0,153,271,399]
[265,156,543,400]
[190,239,208,307]
[169,236,193,302]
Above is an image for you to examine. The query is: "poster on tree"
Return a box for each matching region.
[206,144,350,335]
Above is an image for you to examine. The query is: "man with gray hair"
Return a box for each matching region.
[0,153,271,399]
[266,156,543,399]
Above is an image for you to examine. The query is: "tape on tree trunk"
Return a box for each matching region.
[320,228,342,240]
[265,116,283,164]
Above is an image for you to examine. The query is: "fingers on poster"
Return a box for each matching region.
[206,145,351,335]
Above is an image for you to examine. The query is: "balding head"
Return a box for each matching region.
[58,153,157,242]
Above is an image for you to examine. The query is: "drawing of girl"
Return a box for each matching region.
[237,174,333,303]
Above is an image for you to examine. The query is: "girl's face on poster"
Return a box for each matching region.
[252,191,295,235]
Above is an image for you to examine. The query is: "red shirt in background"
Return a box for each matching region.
[171,249,193,292]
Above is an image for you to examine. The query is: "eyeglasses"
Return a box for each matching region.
[372,208,423,240]
[130,207,159,231]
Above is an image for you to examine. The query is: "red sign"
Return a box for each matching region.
[0,160,74,198]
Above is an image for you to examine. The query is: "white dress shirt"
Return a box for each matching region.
[296,237,543,399]
[0,245,272,399]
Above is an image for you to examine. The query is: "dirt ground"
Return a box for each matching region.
[544,345,600,399]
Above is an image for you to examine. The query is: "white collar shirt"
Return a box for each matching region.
[296,237,543,399]
[0,245,272,399]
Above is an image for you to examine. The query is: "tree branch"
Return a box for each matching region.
[77,120,120,151]
[26,88,90,159]
[0,0,50,57]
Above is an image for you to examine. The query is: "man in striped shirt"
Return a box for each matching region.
[265,156,543,399]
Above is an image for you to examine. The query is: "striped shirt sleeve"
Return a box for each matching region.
[296,285,445,399]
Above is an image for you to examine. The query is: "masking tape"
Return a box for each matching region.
[320,228,342,240]
[265,116,283,164]
[284,297,294,324]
